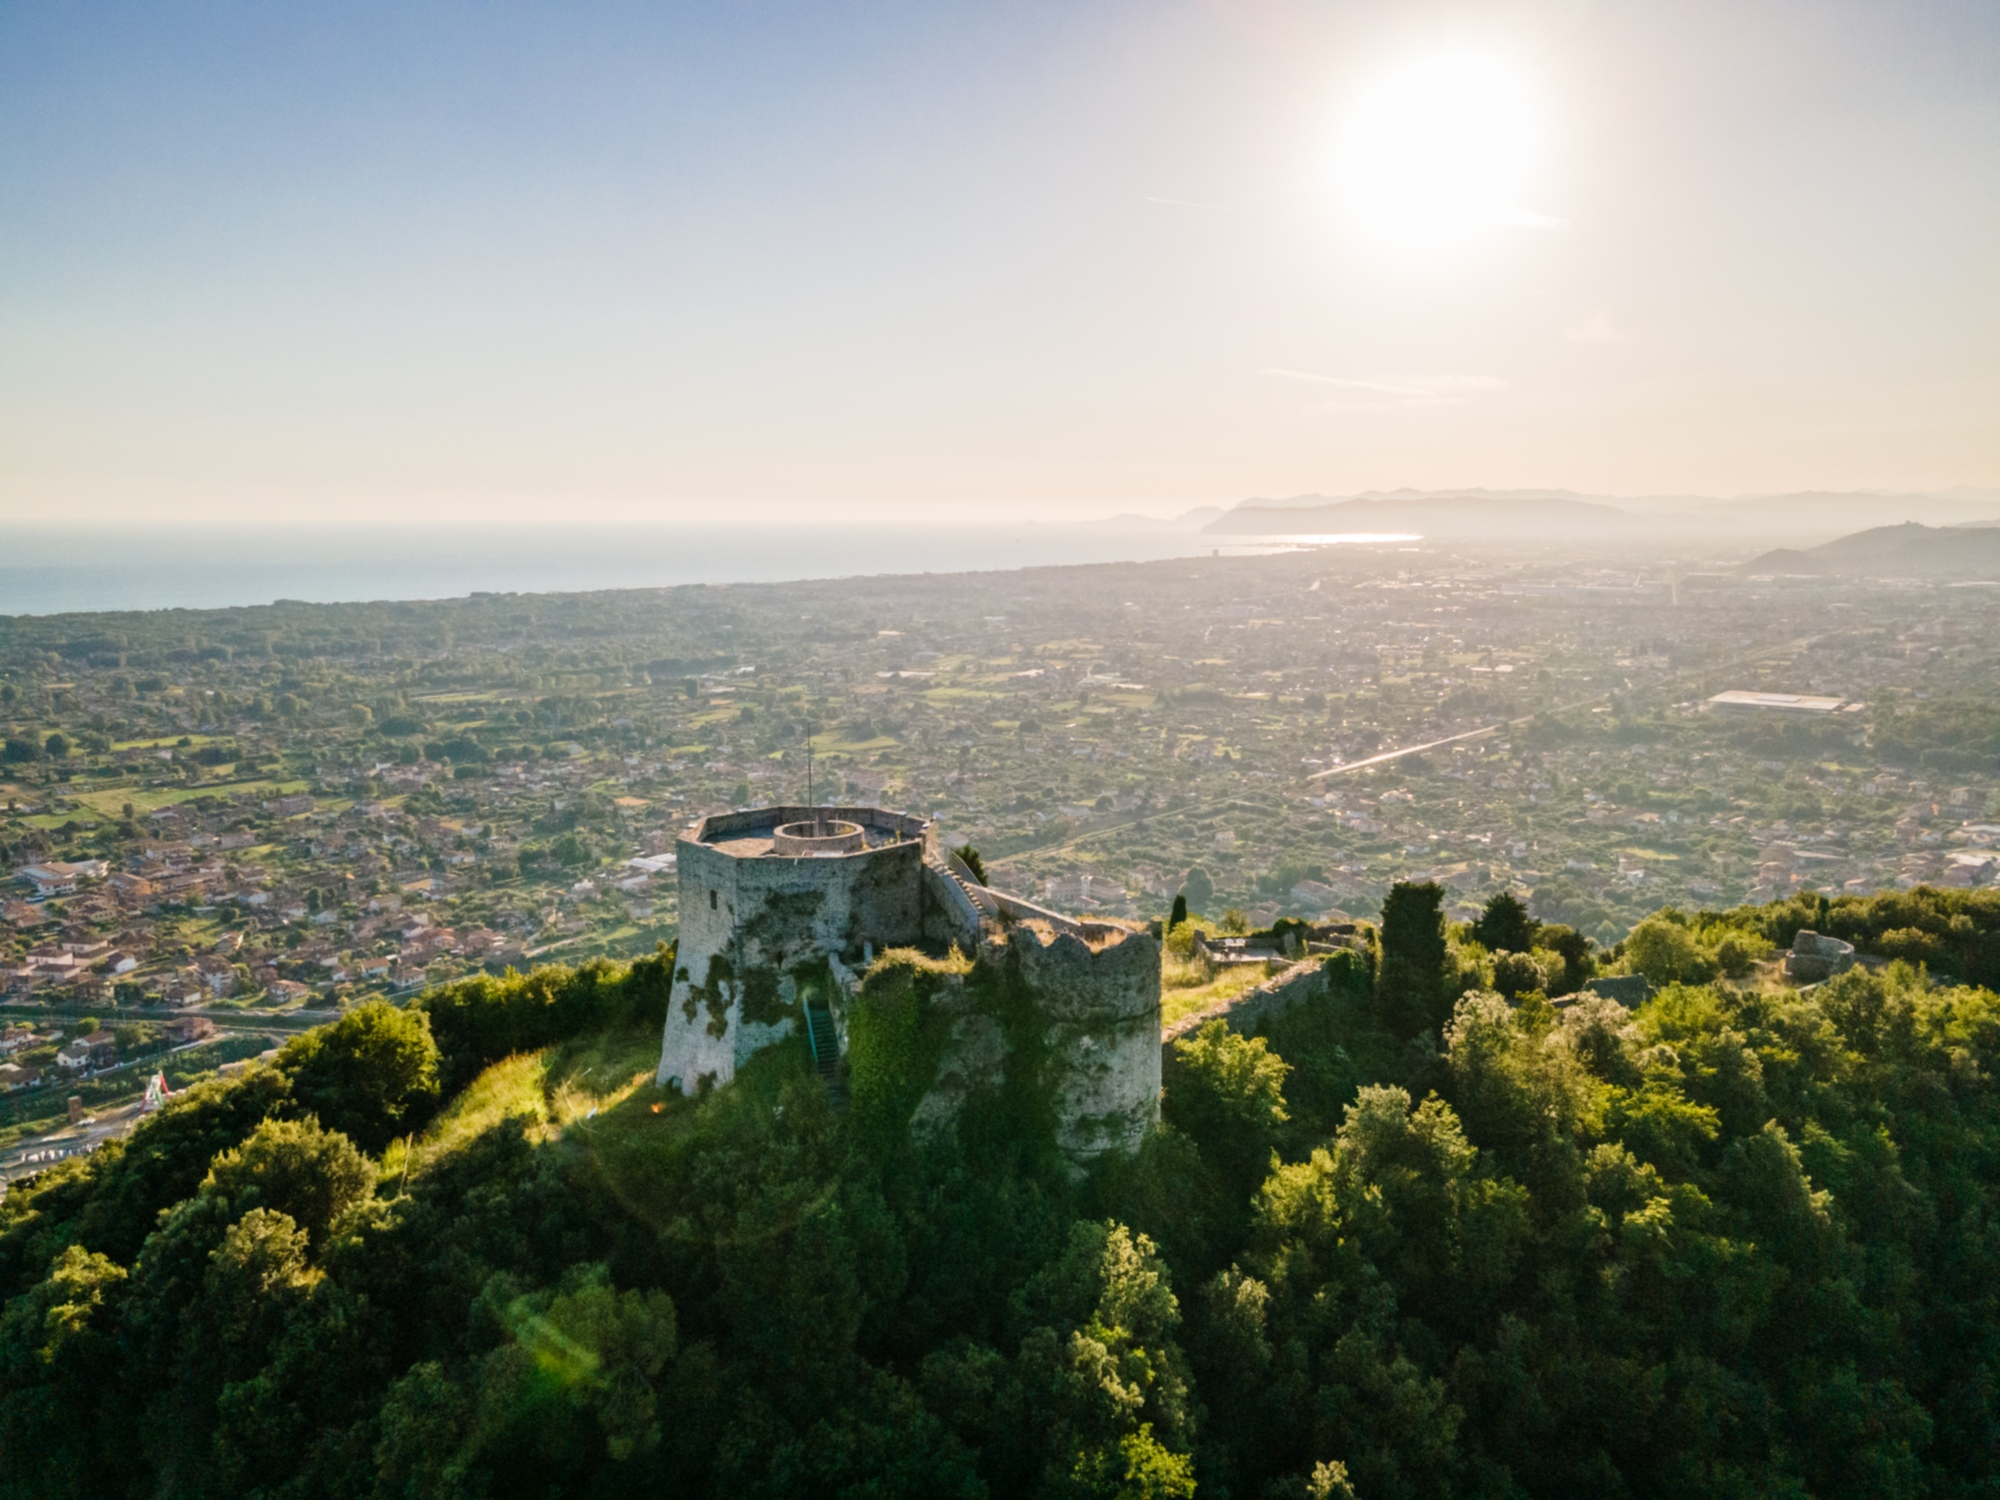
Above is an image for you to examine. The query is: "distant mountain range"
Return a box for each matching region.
[1202,492,1636,539]
[1192,487,2000,548]
[1744,521,2000,579]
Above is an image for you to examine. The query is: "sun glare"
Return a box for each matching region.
[1338,53,1538,251]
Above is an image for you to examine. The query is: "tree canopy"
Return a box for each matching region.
[1,894,1998,1498]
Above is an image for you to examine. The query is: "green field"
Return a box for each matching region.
[66,778,311,819]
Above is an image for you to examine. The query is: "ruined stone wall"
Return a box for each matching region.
[866,924,1162,1163]
[1162,958,1327,1046]
[1013,925,1162,1159]
[698,803,927,845]
[657,806,1158,1155]
[657,837,742,1091]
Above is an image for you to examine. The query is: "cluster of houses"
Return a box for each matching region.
[16,860,109,897]
[0,714,714,1029]
[244,911,520,994]
[2,1022,129,1090]
[4,787,535,1009]
[0,918,233,1008]
[0,1015,218,1095]
[0,1022,57,1091]
[0,935,141,998]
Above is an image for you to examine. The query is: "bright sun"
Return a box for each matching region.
[1338,53,1538,250]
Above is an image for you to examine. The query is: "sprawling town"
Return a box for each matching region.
[2,541,1996,1149]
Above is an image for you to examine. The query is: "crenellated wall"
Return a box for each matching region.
[854,922,1162,1163]
[1005,924,1162,1158]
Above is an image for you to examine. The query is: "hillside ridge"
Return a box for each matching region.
[1745,519,2000,578]
[2,881,1997,1498]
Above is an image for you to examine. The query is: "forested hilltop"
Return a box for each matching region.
[2,883,1998,1499]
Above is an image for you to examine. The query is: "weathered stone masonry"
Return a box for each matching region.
[657,804,1162,1160]
[900,924,1163,1160]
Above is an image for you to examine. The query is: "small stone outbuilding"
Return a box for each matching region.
[1784,930,1856,984]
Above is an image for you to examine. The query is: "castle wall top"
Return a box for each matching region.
[688,804,928,859]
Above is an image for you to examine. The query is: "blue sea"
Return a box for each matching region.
[0,523,1252,617]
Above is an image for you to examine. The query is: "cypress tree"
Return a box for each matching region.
[1377,880,1450,1038]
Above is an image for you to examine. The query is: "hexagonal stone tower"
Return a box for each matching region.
[658,805,981,1093]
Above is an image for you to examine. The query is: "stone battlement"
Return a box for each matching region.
[874,921,1162,1161]
[692,804,927,859]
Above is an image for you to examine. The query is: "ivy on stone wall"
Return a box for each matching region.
[847,949,961,1152]
[738,963,787,1027]
[680,951,734,1039]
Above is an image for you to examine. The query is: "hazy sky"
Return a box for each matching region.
[2,1,1996,525]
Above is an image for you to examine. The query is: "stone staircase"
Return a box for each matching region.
[802,996,847,1112]
[929,846,999,924]
[938,863,986,912]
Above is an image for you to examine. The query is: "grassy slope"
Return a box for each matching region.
[1159,961,1271,1028]
[381,1023,670,1182]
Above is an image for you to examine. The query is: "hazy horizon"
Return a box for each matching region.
[3,1,1996,528]
[5,481,2000,534]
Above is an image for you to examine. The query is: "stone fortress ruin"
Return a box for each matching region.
[658,804,1161,1160]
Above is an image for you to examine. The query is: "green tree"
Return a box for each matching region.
[200,1116,375,1249]
[952,844,989,885]
[1168,893,1188,932]
[1377,880,1450,1037]
[1624,914,1708,985]
[0,1246,136,1497]
[376,1264,680,1491]
[1536,922,1594,993]
[0,1068,296,1297]
[1181,1267,1277,1494]
[1251,1086,1510,1492]
[1490,949,1548,1000]
[1472,889,1538,954]
[139,1205,325,1489]
[1181,868,1214,915]
[276,1001,440,1154]
[1007,1221,1196,1497]
[1164,1022,1289,1209]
